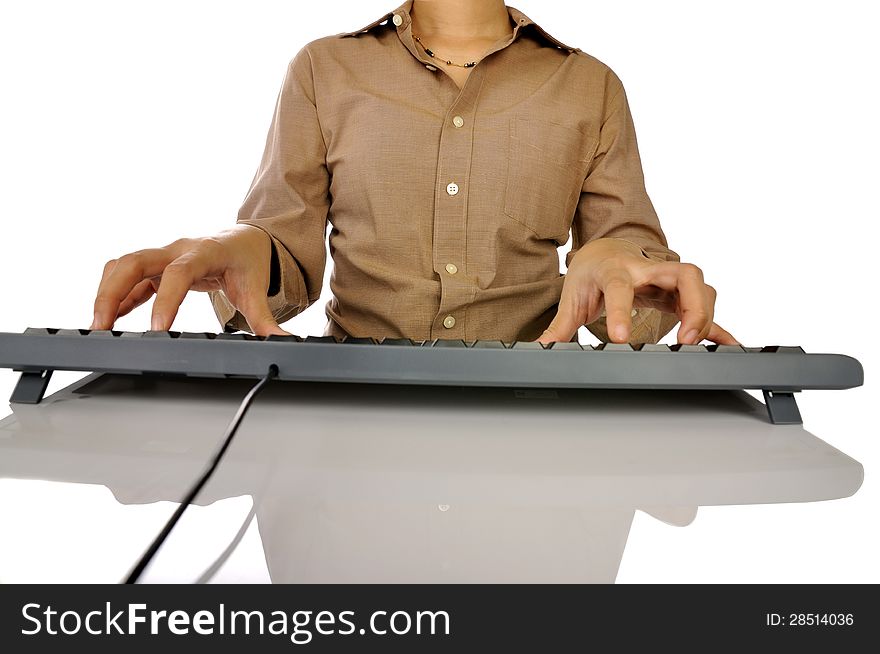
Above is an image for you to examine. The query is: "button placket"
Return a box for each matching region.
[429,66,484,339]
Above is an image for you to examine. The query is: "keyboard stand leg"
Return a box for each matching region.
[762,389,802,425]
[10,370,54,404]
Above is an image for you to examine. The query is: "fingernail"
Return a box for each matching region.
[684,329,699,343]
[151,315,163,331]
[614,326,628,342]
[91,313,101,330]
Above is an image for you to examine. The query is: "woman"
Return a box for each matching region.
[90,0,738,346]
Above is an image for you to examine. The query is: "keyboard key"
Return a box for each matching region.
[761,345,806,354]
[24,327,57,336]
[547,342,582,350]
[88,329,121,337]
[380,338,417,346]
[707,344,746,353]
[304,336,338,343]
[635,344,670,352]
[265,335,302,342]
[471,340,508,349]
[180,332,217,339]
[427,339,467,347]
[670,344,708,353]
[57,329,91,337]
[217,333,260,341]
[511,342,546,350]
[598,343,635,351]
[144,330,176,338]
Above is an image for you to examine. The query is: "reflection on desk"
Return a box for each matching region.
[0,373,863,583]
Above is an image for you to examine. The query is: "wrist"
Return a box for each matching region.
[577,237,647,260]
[215,224,278,296]
[236,225,280,296]
[230,223,271,247]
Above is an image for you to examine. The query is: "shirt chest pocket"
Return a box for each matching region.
[503,116,598,242]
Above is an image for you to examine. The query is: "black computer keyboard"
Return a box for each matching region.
[0,328,864,425]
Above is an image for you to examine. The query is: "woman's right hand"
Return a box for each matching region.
[90,224,290,336]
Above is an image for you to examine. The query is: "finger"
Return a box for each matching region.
[706,322,740,345]
[98,258,118,286]
[116,278,158,319]
[684,283,716,343]
[672,264,712,344]
[537,306,579,344]
[636,263,714,343]
[90,259,118,328]
[537,285,584,344]
[236,287,291,337]
[598,269,634,343]
[151,256,206,331]
[92,249,174,330]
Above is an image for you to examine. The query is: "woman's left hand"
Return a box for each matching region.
[537,238,740,345]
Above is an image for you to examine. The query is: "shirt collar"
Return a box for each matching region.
[340,0,580,53]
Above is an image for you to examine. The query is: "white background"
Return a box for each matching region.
[0,0,877,582]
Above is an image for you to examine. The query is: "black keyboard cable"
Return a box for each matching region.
[123,363,279,584]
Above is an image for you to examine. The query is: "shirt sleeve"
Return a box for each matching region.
[567,71,680,344]
[209,45,331,332]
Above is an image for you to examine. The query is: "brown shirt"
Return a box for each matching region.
[209,0,681,343]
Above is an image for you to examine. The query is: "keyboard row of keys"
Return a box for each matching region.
[22,328,805,353]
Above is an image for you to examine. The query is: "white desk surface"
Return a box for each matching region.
[0,373,863,583]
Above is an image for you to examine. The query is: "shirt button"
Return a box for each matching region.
[631,309,638,317]
[446,182,459,196]
[392,14,403,26]
[445,263,458,274]
[452,115,464,128]
[425,64,438,71]
[443,315,456,329]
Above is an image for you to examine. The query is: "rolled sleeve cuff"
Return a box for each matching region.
[585,307,678,345]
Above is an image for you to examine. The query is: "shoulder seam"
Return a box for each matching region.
[304,46,330,160]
